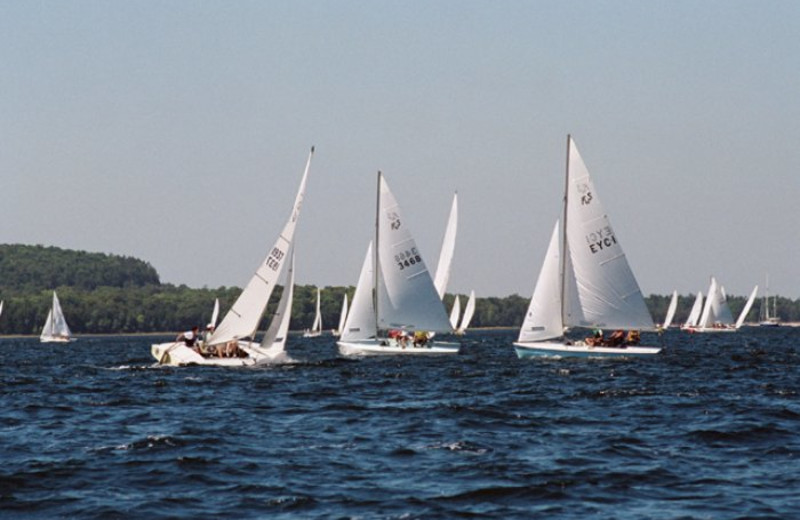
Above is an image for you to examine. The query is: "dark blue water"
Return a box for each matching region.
[1,328,799,519]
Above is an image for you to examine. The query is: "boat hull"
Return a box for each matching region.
[513,341,661,358]
[151,341,285,367]
[40,337,75,343]
[337,338,460,356]
[681,326,737,333]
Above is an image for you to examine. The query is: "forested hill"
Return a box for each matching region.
[0,244,160,291]
[0,244,796,335]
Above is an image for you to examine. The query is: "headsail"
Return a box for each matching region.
[208,147,314,346]
[433,193,458,299]
[341,241,377,340]
[376,173,453,333]
[337,293,349,334]
[310,288,322,333]
[518,220,563,342]
[562,136,654,331]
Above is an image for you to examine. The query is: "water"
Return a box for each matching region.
[2,328,799,519]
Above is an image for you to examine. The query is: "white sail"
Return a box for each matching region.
[433,193,458,299]
[698,277,735,328]
[684,291,703,327]
[209,298,220,329]
[260,249,296,355]
[41,291,72,341]
[336,293,349,334]
[735,285,759,329]
[208,147,313,346]
[458,289,476,333]
[562,137,654,331]
[662,290,678,329]
[376,173,453,333]
[449,295,461,329]
[518,221,563,342]
[311,288,322,333]
[0,300,3,318]
[341,241,377,341]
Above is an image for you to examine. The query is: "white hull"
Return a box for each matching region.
[513,340,661,358]
[303,331,323,338]
[337,338,460,356]
[40,336,75,344]
[681,326,737,333]
[151,340,286,367]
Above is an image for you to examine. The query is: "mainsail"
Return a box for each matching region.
[458,290,476,332]
[562,136,654,331]
[662,290,678,329]
[375,173,453,333]
[449,295,462,329]
[208,147,314,346]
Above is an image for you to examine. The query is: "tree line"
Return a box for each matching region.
[0,244,797,335]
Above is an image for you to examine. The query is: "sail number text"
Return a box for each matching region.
[266,247,285,271]
[395,248,422,271]
[584,226,617,254]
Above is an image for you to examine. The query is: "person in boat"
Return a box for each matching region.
[606,329,626,347]
[585,328,603,346]
[413,330,429,347]
[176,326,200,353]
[625,330,640,345]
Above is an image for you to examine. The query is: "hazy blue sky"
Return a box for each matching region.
[2,1,799,299]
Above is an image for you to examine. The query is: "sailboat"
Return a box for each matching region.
[303,287,323,337]
[455,290,476,335]
[759,275,780,327]
[337,172,459,356]
[685,276,758,332]
[658,290,678,331]
[333,293,349,337]
[680,291,704,330]
[151,147,313,366]
[514,135,660,358]
[40,291,74,343]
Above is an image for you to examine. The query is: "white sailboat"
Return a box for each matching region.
[40,291,74,343]
[759,275,780,327]
[303,287,323,337]
[337,172,459,356]
[455,290,476,335]
[332,293,349,337]
[514,136,660,358]
[659,290,678,331]
[680,291,704,330]
[686,277,758,332]
[152,147,314,366]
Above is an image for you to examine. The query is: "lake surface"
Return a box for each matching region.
[1,328,799,519]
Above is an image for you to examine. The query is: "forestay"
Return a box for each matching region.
[208,147,313,346]
[562,137,654,331]
[376,173,452,333]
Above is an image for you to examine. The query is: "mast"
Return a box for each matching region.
[559,134,571,328]
[374,171,382,336]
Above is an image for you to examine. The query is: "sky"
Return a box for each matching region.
[2,1,799,299]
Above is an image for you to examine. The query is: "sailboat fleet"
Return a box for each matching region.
[8,138,770,362]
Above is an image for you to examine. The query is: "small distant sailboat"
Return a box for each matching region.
[658,290,678,331]
[514,136,660,358]
[151,147,313,366]
[303,287,323,337]
[455,290,476,335]
[40,291,74,343]
[759,275,780,327]
[337,172,459,356]
[332,293,349,337]
[684,277,758,333]
[680,291,704,331]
